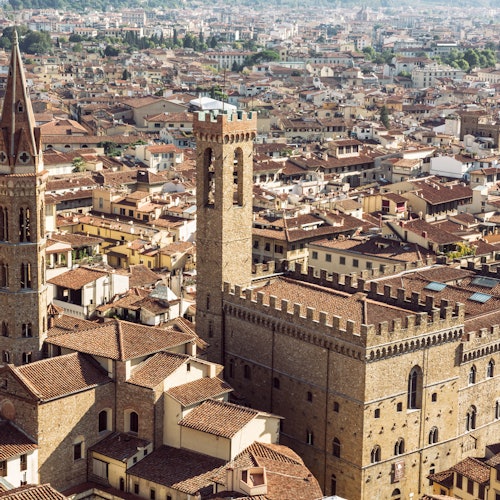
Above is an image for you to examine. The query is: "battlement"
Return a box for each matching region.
[252,261,276,278]
[194,109,256,124]
[222,277,464,358]
[460,323,500,364]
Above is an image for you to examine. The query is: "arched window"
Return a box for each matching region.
[495,401,500,420]
[243,364,251,379]
[469,365,477,385]
[2,351,9,363]
[487,359,495,378]
[331,474,337,496]
[332,438,341,458]
[98,409,111,433]
[129,411,139,433]
[203,147,215,206]
[1,322,8,337]
[19,207,31,242]
[371,445,381,463]
[408,365,423,409]
[20,263,32,289]
[392,489,401,500]
[0,207,8,241]
[394,438,405,456]
[233,147,244,206]
[429,426,439,444]
[466,406,477,431]
[22,323,32,338]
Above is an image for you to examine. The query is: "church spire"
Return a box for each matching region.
[0,29,42,174]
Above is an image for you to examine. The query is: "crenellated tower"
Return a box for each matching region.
[0,31,48,365]
[194,110,256,363]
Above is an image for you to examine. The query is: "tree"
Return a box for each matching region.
[72,157,86,173]
[380,106,390,129]
[19,30,52,54]
[104,45,119,57]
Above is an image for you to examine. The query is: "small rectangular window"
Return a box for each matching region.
[326,254,332,262]
[73,442,82,461]
[353,259,359,267]
[312,251,318,260]
[150,489,156,500]
[20,454,27,471]
[134,484,139,494]
[339,256,346,265]
[0,461,6,477]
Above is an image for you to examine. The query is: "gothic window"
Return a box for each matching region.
[19,207,31,242]
[394,438,405,456]
[408,365,423,409]
[469,365,477,385]
[391,489,401,500]
[0,207,7,240]
[370,445,381,463]
[20,263,32,289]
[487,359,495,378]
[429,427,439,444]
[332,438,341,458]
[466,406,477,431]
[2,351,9,363]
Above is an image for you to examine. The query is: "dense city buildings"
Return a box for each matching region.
[0,2,499,500]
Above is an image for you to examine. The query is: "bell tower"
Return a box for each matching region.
[194,110,256,363]
[0,31,48,365]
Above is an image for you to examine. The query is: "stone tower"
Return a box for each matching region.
[0,32,48,365]
[194,110,256,363]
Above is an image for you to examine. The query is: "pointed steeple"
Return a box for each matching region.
[0,30,43,174]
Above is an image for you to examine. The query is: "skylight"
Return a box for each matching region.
[469,292,492,303]
[471,276,500,289]
[425,282,447,292]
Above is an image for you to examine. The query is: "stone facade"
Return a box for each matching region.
[194,110,257,363]
[0,33,48,366]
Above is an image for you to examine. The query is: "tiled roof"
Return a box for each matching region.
[46,319,195,360]
[450,457,490,484]
[13,353,111,402]
[210,442,323,500]
[127,445,225,494]
[129,265,161,288]
[89,432,150,462]
[178,400,259,439]
[127,352,189,388]
[167,377,232,406]
[0,421,37,461]
[255,277,412,332]
[47,267,109,290]
[0,484,68,500]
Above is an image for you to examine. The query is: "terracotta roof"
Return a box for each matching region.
[0,484,68,500]
[254,277,413,332]
[450,457,490,485]
[0,421,37,461]
[47,267,109,290]
[129,264,161,288]
[178,400,260,439]
[46,319,195,360]
[127,445,225,494]
[89,432,150,462]
[209,442,323,500]
[127,352,189,388]
[12,352,111,402]
[167,377,233,406]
